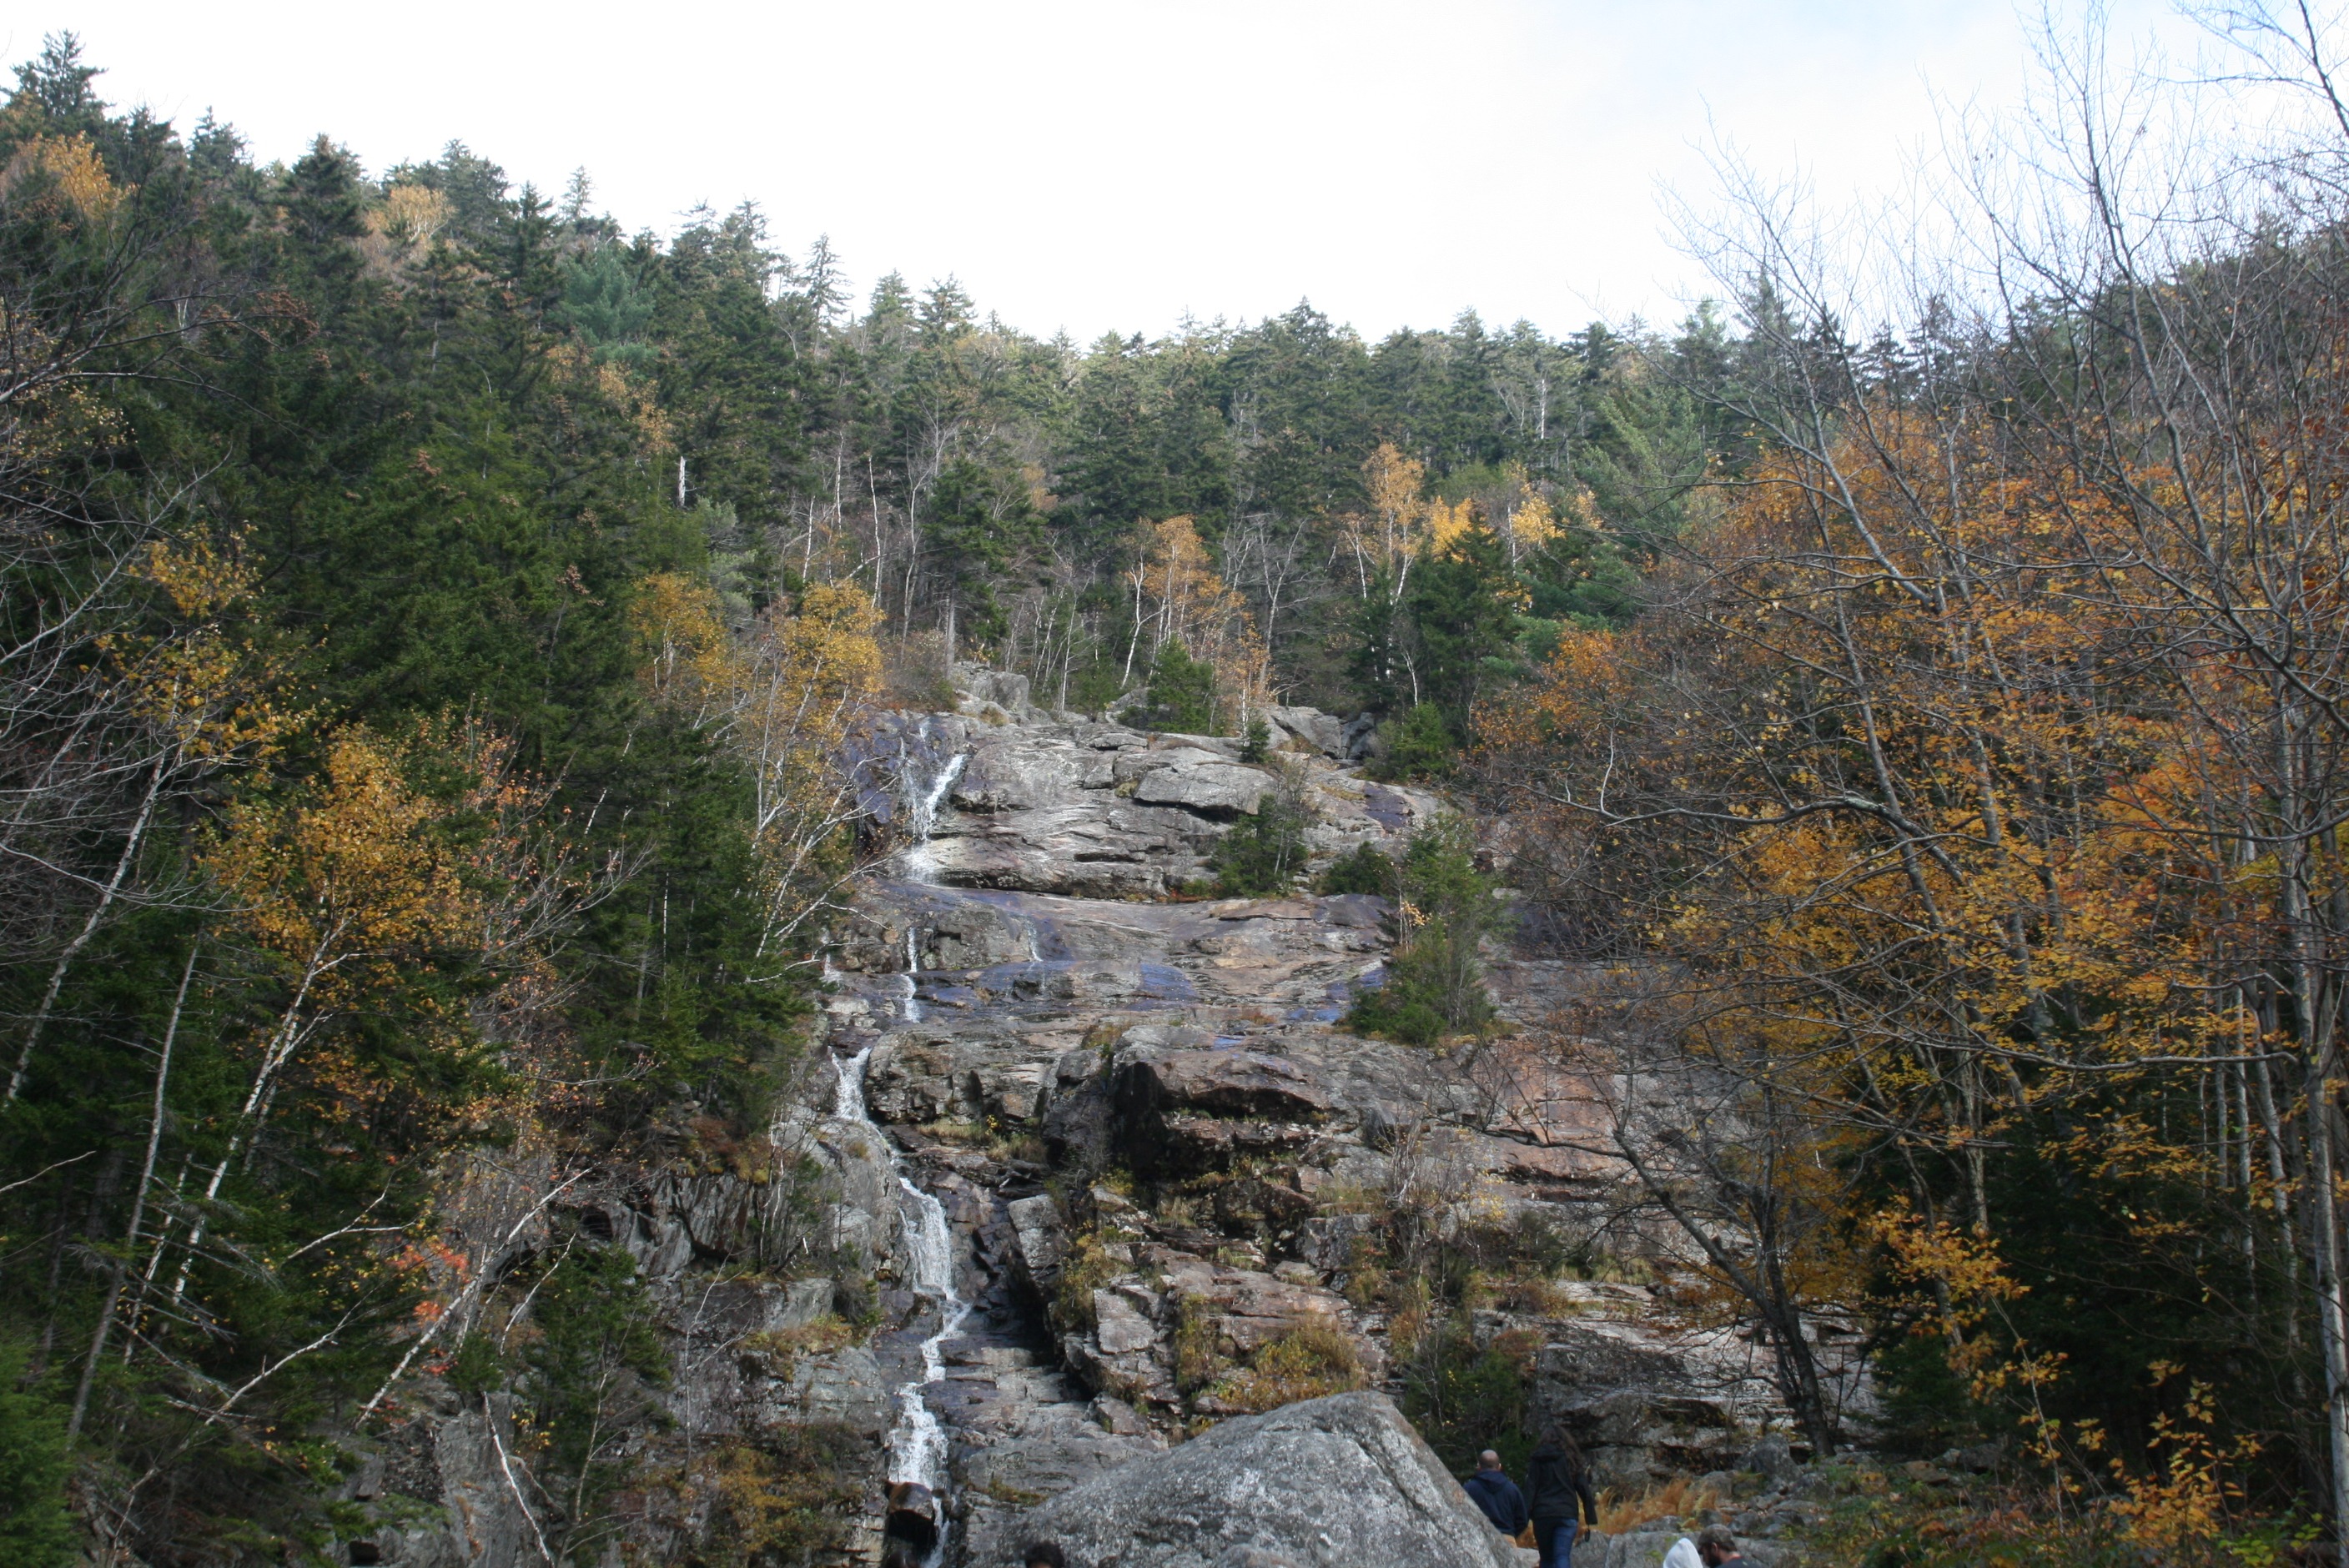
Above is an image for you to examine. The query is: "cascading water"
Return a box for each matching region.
[888,1176,971,1488]
[907,751,966,841]
[899,930,924,1024]
[897,720,968,885]
[837,731,971,1563]
[829,1044,971,1562]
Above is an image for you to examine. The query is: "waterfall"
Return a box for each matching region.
[830,1049,970,1545]
[895,731,961,1018]
[888,1175,971,1493]
[907,750,967,842]
[830,1043,871,1123]
[834,726,973,1564]
[898,751,965,884]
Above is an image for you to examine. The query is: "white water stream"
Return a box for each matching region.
[830,1047,970,1506]
[832,731,973,1561]
[897,736,966,885]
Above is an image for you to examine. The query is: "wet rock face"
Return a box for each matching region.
[1014,1391,1520,1568]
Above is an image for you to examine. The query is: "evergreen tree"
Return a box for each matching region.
[0,1340,73,1568]
[1402,523,1520,729]
[1141,639,1217,734]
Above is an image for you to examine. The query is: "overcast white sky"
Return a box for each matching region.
[7,2,2200,342]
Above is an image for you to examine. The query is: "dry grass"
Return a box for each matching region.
[1050,1229,1121,1333]
[1311,1179,1387,1215]
[1205,1322,1366,1414]
[986,1128,1048,1164]
[1576,1253,1657,1286]
[740,1314,858,1380]
[1597,1475,1722,1535]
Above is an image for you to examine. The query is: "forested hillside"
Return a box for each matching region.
[8,15,2349,1568]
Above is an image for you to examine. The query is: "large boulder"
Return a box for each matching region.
[952,741,1076,812]
[1132,761,1273,816]
[1014,1390,1517,1568]
[953,662,1035,718]
[1266,705,1346,758]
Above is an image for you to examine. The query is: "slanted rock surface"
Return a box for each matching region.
[1014,1391,1520,1568]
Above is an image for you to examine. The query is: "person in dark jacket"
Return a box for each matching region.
[1522,1430,1600,1568]
[1462,1450,1530,1537]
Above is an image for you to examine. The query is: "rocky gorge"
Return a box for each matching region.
[339,669,1872,1568]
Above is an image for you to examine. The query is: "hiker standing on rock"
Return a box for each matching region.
[1462,1449,1531,1539]
[1523,1429,1599,1568]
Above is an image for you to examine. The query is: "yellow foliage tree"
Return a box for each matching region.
[172,726,490,1300]
[7,531,301,1102]
[1335,443,1432,602]
[0,133,123,224]
[631,571,884,960]
[1122,516,1271,730]
[1479,401,2321,1486]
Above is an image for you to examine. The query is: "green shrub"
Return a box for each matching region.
[1367,702,1455,781]
[526,1244,671,1530]
[1401,1314,1544,1478]
[1349,918,1493,1044]
[1346,817,1499,1044]
[1212,768,1313,897]
[1237,716,1273,762]
[445,1331,505,1395]
[1315,841,1396,897]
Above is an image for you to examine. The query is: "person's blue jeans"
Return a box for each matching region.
[1534,1517,1579,1568]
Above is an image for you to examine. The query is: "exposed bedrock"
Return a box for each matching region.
[345,672,1868,1568]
